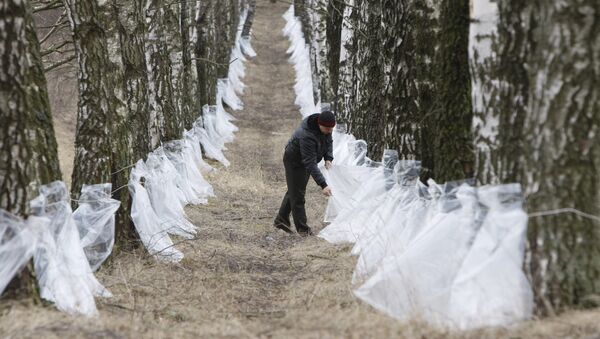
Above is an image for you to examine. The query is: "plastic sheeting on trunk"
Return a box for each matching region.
[316,128,533,330]
[193,115,231,167]
[72,183,120,272]
[145,149,198,239]
[30,181,111,316]
[128,160,184,262]
[0,210,40,295]
[240,36,257,58]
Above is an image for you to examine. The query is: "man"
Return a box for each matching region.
[274,111,335,236]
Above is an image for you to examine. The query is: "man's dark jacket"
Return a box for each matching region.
[284,113,334,189]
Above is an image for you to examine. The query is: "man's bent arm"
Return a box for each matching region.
[324,134,334,162]
[300,137,328,188]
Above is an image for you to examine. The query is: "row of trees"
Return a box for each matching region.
[0,0,255,295]
[293,0,600,315]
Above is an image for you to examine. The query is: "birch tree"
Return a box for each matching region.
[241,0,256,38]
[146,2,178,141]
[63,0,116,199]
[194,0,211,109]
[431,0,473,182]
[0,0,62,295]
[471,0,600,314]
[108,0,152,247]
[321,0,344,104]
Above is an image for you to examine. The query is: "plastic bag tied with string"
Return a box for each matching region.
[145,149,197,239]
[0,210,41,295]
[72,183,120,272]
[30,181,111,316]
[128,160,184,262]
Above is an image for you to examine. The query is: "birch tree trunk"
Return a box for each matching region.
[164,4,185,139]
[353,0,386,158]
[241,0,256,38]
[323,0,344,105]
[109,0,150,248]
[0,0,61,297]
[180,0,196,127]
[335,0,356,124]
[431,0,473,182]
[521,1,600,314]
[472,0,600,314]
[146,3,178,141]
[194,0,210,109]
[334,0,439,164]
[113,0,151,161]
[214,1,232,79]
[63,0,115,199]
[64,0,134,250]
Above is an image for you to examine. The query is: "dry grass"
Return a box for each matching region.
[3,1,600,338]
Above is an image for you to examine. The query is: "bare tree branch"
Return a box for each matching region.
[44,55,76,72]
[33,0,63,13]
[41,39,73,56]
[39,10,68,44]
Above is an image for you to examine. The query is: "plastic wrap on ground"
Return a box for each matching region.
[72,183,120,272]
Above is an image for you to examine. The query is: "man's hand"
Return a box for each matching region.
[325,160,332,170]
[322,186,332,197]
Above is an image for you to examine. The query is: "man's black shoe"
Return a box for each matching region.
[274,222,294,234]
[297,227,314,237]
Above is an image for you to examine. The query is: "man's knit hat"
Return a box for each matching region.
[318,111,336,128]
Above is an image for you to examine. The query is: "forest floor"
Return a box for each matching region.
[2,0,600,338]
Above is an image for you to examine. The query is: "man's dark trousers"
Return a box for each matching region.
[276,153,311,232]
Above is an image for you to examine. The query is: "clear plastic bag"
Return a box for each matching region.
[202,105,229,152]
[351,170,424,284]
[164,140,211,205]
[145,149,197,239]
[318,166,389,244]
[31,181,111,316]
[193,115,230,167]
[215,99,239,144]
[0,210,40,295]
[128,161,184,262]
[446,184,533,329]
[217,78,243,111]
[184,129,215,174]
[240,36,257,58]
[322,164,375,222]
[353,184,480,323]
[72,183,120,272]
